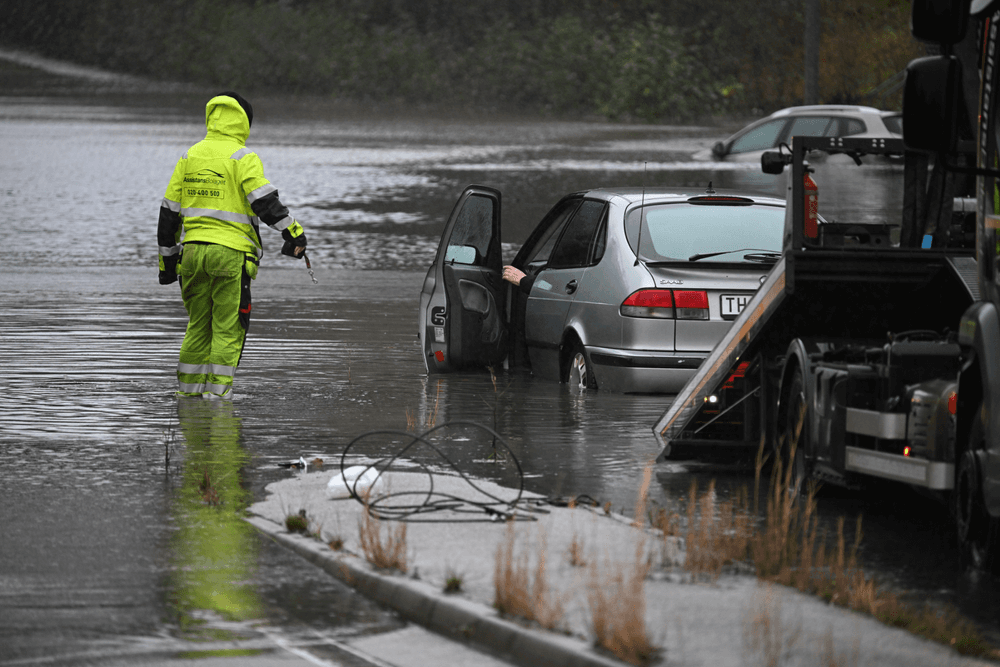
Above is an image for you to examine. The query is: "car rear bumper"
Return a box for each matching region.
[587,346,706,393]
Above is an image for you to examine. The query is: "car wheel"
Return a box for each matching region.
[566,341,596,392]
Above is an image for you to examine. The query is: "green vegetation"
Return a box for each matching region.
[0,0,920,119]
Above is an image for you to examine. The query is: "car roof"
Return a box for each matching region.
[575,186,786,208]
[769,104,884,117]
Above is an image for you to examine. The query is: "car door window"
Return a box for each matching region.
[521,199,579,273]
[590,215,608,264]
[547,200,607,269]
[729,119,786,154]
[444,193,495,266]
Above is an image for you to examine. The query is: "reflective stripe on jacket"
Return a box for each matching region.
[157,94,304,266]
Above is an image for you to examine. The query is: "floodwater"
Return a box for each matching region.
[1,77,999,664]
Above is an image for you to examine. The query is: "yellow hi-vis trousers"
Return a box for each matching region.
[177,243,252,398]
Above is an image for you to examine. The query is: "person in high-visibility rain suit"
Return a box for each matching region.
[157,92,308,399]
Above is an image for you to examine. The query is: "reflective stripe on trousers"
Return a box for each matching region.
[176,243,250,397]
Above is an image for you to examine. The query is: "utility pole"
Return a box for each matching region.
[804,0,820,104]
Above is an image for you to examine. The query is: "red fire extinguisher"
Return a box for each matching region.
[803,171,818,239]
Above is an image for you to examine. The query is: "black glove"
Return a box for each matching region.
[281,229,307,259]
[159,255,178,284]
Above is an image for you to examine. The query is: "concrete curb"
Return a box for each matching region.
[245,515,626,667]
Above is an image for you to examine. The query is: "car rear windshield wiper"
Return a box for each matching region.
[688,248,778,262]
[743,252,782,263]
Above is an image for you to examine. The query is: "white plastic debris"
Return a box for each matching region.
[326,465,385,500]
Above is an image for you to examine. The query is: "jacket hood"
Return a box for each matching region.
[204,95,250,144]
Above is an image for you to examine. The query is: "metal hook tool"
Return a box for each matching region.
[302,252,318,284]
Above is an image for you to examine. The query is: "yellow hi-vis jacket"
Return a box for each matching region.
[157,94,305,282]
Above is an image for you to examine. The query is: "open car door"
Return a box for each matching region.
[419,185,506,373]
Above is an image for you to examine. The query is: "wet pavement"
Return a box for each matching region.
[247,468,993,667]
[3,52,1000,665]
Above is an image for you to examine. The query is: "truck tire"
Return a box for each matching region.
[779,365,811,497]
[955,405,1000,571]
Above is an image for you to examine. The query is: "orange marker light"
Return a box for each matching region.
[903,446,911,457]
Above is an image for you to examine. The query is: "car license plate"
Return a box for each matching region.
[720,294,751,318]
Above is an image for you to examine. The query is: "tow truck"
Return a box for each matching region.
[653,0,1000,569]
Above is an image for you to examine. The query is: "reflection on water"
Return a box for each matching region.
[169,400,261,632]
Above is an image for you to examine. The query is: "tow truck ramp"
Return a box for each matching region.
[653,256,787,461]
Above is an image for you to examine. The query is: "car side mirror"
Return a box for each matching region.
[711,141,727,159]
[761,151,788,175]
[903,55,962,154]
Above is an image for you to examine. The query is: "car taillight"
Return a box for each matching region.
[621,289,674,318]
[621,289,711,319]
[674,290,709,320]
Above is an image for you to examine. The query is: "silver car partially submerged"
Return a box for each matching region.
[419,185,784,393]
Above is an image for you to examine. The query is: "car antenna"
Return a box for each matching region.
[634,161,646,267]
[706,181,715,195]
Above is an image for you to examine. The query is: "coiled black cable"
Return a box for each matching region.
[338,421,550,522]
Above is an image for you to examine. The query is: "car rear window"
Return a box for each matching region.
[882,114,902,134]
[628,203,785,262]
[842,117,867,135]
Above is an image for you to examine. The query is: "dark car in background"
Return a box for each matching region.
[418,185,785,393]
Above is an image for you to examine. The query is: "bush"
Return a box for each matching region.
[0,0,921,119]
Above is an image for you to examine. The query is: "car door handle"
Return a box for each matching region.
[565,280,578,294]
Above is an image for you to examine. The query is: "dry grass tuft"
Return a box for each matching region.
[494,520,532,618]
[357,505,407,573]
[872,594,997,657]
[682,480,753,580]
[672,404,996,657]
[741,584,799,667]
[633,462,653,528]
[649,502,681,537]
[567,533,587,568]
[493,522,565,630]
[817,626,859,667]
[587,542,660,666]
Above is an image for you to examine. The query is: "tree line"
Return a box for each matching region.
[1,0,919,120]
